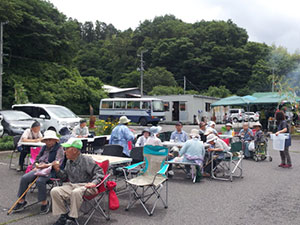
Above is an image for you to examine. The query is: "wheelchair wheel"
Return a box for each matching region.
[253,156,258,162]
[261,155,266,161]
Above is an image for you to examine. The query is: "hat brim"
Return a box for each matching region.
[42,137,59,141]
[119,119,131,124]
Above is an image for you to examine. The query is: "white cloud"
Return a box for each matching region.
[49,0,300,52]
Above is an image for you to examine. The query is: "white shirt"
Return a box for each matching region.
[145,135,162,146]
[135,136,148,147]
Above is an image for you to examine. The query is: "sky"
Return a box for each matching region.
[49,0,300,53]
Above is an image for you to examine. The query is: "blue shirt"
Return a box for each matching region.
[170,130,188,143]
[109,124,135,156]
[179,139,205,163]
[239,128,253,141]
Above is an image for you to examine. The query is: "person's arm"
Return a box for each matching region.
[52,161,68,181]
[124,127,135,142]
[170,132,175,141]
[83,127,89,138]
[55,146,65,166]
[276,121,288,135]
[86,158,104,187]
[135,137,142,147]
[179,142,188,156]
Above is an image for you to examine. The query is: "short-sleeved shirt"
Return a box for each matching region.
[72,125,89,137]
[18,128,43,147]
[170,130,188,143]
[239,128,253,141]
[135,136,148,147]
[145,136,162,146]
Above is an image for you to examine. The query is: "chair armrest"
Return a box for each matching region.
[121,161,145,171]
[95,174,111,188]
[157,164,169,175]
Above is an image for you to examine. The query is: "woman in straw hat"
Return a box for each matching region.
[109,116,135,157]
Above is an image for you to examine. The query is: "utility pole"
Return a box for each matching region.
[139,50,147,97]
[271,67,275,92]
[0,22,8,110]
[183,76,186,95]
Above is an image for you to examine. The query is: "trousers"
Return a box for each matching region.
[17,170,50,202]
[50,183,97,218]
[280,146,292,165]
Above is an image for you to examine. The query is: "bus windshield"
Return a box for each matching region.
[152,100,164,112]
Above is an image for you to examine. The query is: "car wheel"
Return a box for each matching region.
[47,127,56,132]
[249,118,254,122]
[233,118,238,123]
[139,117,147,126]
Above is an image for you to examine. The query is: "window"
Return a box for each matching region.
[14,106,34,117]
[101,101,113,109]
[163,102,170,111]
[205,103,211,112]
[142,101,151,110]
[37,108,51,119]
[127,101,140,109]
[114,101,126,109]
[180,102,186,111]
[152,100,164,112]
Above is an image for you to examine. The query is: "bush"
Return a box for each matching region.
[0,136,14,151]
[89,119,118,135]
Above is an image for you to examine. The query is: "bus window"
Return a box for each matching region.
[163,102,170,111]
[127,101,140,109]
[180,102,186,111]
[152,100,164,112]
[101,101,113,109]
[114,101,126,109]
[141,101,151,110]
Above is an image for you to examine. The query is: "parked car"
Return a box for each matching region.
[12,104,81,132]
[244,112,260,122]
[229,108,245,123]
[0,110,40,136]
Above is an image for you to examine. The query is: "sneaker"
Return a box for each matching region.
[168,170,174,176]
[53,214,68,225]
[40,201,50,215]
[278,163,286,167]
[283,164,292,168]
[13,201,27,211]
[66,218,77,225]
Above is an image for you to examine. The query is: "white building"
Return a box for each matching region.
[146,94,220,124]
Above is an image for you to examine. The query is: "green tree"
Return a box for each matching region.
[149,85,184,95]
[202,86,231,98]
[14,82,29,104]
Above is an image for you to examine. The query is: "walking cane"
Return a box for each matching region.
[7,176,38,215]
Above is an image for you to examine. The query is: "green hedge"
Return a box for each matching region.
[0,136,14,151]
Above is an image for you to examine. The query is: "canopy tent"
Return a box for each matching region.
[211,92,300,108]
[211,96,247,107]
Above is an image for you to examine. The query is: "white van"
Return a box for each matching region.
[12,104,81,132]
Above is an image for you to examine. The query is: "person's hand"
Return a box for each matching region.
[52,161,60,172]
[85,183,96,188]
[36,163,49,169]
[275,132,280,136]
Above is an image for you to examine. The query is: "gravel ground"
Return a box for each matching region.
[0,125,299,225]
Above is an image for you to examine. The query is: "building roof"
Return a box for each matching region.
[103,85,139,94]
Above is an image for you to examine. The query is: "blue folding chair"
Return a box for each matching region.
[121,145,169,216]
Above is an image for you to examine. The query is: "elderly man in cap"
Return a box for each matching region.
[17,121,43,171]
[72,119,89,138]
[170,121,188,143]
[13,130,64,214]
[51,138,104,225]
[109,116,135,157]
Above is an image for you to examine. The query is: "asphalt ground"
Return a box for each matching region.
[1,125,300,225]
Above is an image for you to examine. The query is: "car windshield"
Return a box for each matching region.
[152,100,164,112]
[1,111,32,121]
[45,106,77,118]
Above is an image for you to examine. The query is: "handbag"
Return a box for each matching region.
[248,141,255,151]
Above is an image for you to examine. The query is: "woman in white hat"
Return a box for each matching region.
[109,116,135,157]
[13,130,64,214]
[223,123,234,136]
[169,129,206,179]
[204,133,230,175]
[145,126,162,146]
[253,122,265,149]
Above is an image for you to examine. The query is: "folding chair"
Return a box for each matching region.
[130,147,144,164]
[211,142,244,182]
[121,145,169,216]
[75,160,111,225]
[91,137,106,154]
[102,144,123,157]
[9,135,22,169]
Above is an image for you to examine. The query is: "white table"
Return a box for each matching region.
[162,141,184,148]
[219,135,233,139]
[77,135,111,143]
[84,154,132,166]
[19,142,46,147]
